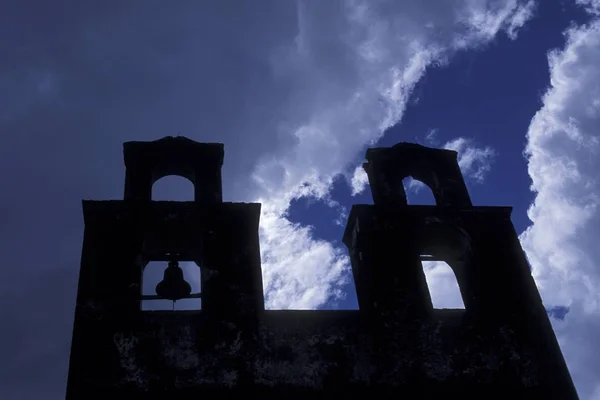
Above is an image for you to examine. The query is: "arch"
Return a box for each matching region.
[141,260,201,311]
[152,175,195,201]
[150,163,196,189]
[402,177,436,205]
[402,164,441,202]
[364,143,472,207]
[421,260,465,309]
[417,221,473,309]
[123,137,224,203]
[418,221,471,261]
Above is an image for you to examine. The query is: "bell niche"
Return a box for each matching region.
[141,257,202,311]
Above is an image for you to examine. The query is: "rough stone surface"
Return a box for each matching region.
[66,138,579,399]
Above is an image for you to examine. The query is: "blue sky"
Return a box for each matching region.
[1,0,600,398]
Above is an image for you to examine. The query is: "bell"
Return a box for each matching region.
[155,259,192,301]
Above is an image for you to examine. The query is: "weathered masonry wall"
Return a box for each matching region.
[76,310,543,398]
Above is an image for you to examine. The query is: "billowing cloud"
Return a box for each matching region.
[519,11,600,399]
[259,211,350,309]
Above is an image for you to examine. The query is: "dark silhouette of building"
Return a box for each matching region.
[66,137,579,399]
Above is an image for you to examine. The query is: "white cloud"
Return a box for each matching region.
[443,137,496,183]
[519,14,600,399]
[576,0,600,16]
[350,165,369,196]
[453,0,535,46]
[250,0,534,310]
[259,207,349,309]
[333,204,349,227]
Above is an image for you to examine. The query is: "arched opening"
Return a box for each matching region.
[402,177,436,205]
[141,260,201,311]
[152,175,195,201]
[421,260,465,309]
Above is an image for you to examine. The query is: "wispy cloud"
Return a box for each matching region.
[426,128,440,144]
[576,0,600,15]
[443,137,496,183]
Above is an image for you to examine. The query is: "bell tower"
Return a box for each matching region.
[342,142,579,398]
[66,136,264,398]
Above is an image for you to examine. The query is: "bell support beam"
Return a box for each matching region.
[141,293,202,301]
